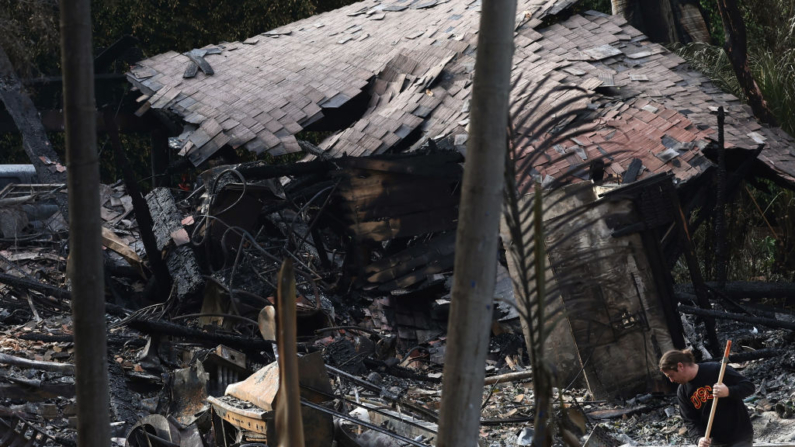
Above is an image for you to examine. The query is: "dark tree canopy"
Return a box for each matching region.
[0,0,358,76]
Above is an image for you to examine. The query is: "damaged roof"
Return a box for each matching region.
[127,0,795,185]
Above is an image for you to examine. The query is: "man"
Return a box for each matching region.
[660,349,755,447]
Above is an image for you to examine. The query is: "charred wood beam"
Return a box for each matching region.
[0,272,130,317]
[676,291,749,315]
[0,110,160,133]
[0,272,70,300]
[677,281,795,300]
[727,348,782,363]
[231,159,331,180]
[667,184,720,355]
[641,229,687,348]
[0,381,75,401]
[678,304,795,331]
[0,47,69,221]
[18,333,147,348]
[21,73,128,87]
[103,112,172,299]
[0,352,74,374]
[715,107,728,289]
[126,319,275,352]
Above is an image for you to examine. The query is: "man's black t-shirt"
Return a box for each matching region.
[677,362,755,444]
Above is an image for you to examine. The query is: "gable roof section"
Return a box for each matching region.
[127,0,795,185]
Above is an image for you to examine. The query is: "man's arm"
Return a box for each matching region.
[678,388,704,440]
[722,365,755,400]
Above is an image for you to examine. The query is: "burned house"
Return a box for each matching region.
[122,0,795,401]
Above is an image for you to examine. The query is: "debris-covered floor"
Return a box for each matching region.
[1,169,795,447]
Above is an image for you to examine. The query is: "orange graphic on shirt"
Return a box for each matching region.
[690,386,714,409]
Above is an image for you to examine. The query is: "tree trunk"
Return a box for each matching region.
[612,0,710,44]
[715,0,778,125]
[61,0,111,445]
[435,1,516,446]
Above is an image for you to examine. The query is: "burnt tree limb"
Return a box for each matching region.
[0,47,68,221]
[103,112,171,299]
[715,0,777,125]
[678,304,795,331]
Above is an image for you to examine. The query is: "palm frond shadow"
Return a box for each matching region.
[502,76,628,446]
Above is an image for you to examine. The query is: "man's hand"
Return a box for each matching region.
[712,383,730,398]
[698,437,712,447]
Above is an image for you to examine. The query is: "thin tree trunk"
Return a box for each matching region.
[436,0,516,445]
[715,0,778,125]
[61,0,111,446]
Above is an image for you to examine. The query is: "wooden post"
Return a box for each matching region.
[60,0,111,445]
[436,0,516,445]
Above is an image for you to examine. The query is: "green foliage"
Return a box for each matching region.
[699,0,725,45]
[574,0,612,14]
[673,32,795,135]
[740,0,795,54]
[674,181,795,283]
[673,1,795,283]
[0,0,60,77]
[91,0,316,58]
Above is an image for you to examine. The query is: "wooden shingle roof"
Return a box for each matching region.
[128,0,795,185]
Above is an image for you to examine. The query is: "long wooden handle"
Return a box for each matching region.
[704,340,732,440]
